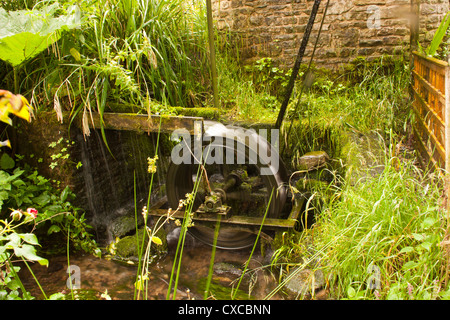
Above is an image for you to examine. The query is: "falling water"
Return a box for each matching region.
[75,129,168,245]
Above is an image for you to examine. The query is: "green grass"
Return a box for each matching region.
[269,138,449,299]
[316,155,448,299]
[263,56,450,300]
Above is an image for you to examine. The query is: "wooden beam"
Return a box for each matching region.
[86,112,204,135]
[148,208,297,229]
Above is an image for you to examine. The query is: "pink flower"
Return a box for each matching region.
[26,208,38,219]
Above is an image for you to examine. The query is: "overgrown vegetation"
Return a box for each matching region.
[266,56,450,299]
[0,0,449,301]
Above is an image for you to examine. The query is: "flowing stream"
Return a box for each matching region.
[19,231,285,300]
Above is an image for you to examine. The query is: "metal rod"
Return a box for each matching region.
[275,0,321,129]
[282,0,330,155]
[206,0,219,109]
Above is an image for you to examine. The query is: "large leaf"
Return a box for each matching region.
[0,4,81,66]
[14,244,48,266]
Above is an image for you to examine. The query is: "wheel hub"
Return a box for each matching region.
[166,121,288,249]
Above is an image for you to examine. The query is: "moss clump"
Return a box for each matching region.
[172,107,221,120]
[115,227,167,262]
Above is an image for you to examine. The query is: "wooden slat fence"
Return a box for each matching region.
[411,51,450,173]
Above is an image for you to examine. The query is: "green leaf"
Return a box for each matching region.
[412,233,425,242]
[402,261,420,270]
[0,190,9,201]
[5,233,21,249]
[0,5,81,66]
[399,246,414,254]
[0,153,15,170]
[421,217,437,229]
[47,224,61,235]
[420,241,433,251]
[49,292,66,300]
[6,279,21,291]
[347,286,356,298]
[18,233,40,246]
[14,244,48,266]
[60,185,71,202]
[426,11,450,57]
[33,192,51,206]
[69,47,82,61]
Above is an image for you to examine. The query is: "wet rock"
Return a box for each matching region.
[165,226,198,251]
[296,151,330,171]
[108,212,144,241]
[214,262,243,277]
[284,268,325,297]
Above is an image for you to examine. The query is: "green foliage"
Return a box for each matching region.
[48,137,77,170]
[215,54,282,121]
[0,0,39,11]
[0,3,81,67]
[0,151,99,299]
[289,56,411,136]
[244,57,292,95]
[0,159,99,255]
[279,153,448,300]
[423,11,450,58]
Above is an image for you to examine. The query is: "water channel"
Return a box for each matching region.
[19,230,287,300]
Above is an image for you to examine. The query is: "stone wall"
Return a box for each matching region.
[212,0,450,69]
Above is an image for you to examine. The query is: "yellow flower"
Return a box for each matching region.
[0,90,32,125]
[147,155,158,174]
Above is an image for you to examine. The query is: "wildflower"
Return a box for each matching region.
[142,205,148,222]
[147,155,158,174]
[0,139,11,148]
[178,192,194,209]
[407,282,414,298]
[374,290,381,300]
[10,209,23,221]
[0,90,32,125]
[26,208,38,219]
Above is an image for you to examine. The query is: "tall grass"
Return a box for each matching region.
[0,0,211,135]
[289,56,412,135]
[270,144,449,299]
[318,153,448,299]
[266,55,450,300]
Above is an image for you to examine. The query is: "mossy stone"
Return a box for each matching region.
[115,227,167,262]
[296,151,330,171]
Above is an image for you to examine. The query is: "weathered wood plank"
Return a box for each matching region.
[413,51,449,72]
[412,102,446,163]
[412,69,446,103]
[87,112,204,135]
[412,88,445,129]
[148,208,297,229]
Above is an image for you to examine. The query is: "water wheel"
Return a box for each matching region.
[166,121,288,249]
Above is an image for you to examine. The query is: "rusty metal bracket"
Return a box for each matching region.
[148,196,305,231]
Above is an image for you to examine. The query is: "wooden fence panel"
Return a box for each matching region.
[412,51,449,172]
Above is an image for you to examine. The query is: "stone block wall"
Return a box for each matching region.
[212,0,450,69]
